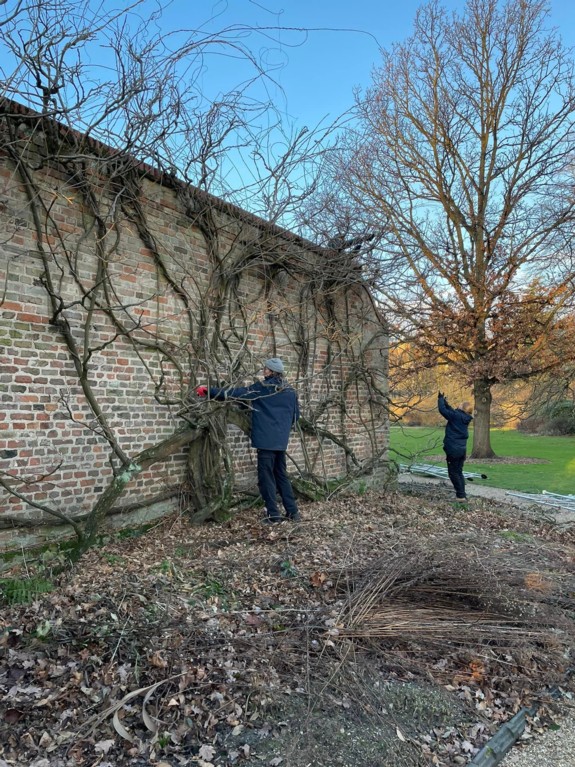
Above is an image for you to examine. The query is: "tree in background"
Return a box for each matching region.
[312,0,575,457]
[516,310,575,434]
[388,299,575,430]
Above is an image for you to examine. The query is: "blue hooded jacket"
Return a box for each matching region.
[438,394,473,456]
[209,374,300,451]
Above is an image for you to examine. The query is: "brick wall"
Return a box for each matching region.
[0,106,389,550]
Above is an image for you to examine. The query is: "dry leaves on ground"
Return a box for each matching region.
[1,488,574,767]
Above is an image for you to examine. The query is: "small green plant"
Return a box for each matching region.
[0,576,54,605]
[34,619,52,638]
[198,575,226,597]
[188,575,233,609]
[154,559,174,575]
[279,559,299,578]
[103,553,125,565]
[116,522,155,540]
[157,732,171,748]
[500,530,533,543]
[174,544,193,557]
[151,559,183,581]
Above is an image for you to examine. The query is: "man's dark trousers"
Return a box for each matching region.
[257,449,299,520]
[446,453,467,499]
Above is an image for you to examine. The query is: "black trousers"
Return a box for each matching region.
[445,453,467,499]
[257,449,299,520]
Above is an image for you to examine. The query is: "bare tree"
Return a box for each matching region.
[0,1,388,555]
[315,0,575,457]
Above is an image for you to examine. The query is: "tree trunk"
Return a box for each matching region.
[470,378,496,458]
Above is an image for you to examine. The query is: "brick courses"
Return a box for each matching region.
[0,104,389,549]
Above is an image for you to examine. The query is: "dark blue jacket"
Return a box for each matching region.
[209,374,300,451]
[438,395,472,456]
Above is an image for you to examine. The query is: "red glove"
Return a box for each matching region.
[195,385,208,397]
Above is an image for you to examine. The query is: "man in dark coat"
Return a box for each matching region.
[196,358,301,523]
[438,392,473,501]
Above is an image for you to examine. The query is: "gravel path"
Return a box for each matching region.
[500,714,575,767]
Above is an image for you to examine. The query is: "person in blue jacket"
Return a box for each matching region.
[438,392,473,501]
[196,358,301,523]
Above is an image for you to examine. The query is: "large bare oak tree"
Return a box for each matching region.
[320,0,575,457]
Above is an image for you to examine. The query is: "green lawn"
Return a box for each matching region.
[389,425,575,494]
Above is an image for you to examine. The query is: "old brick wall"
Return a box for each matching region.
[0,109,388,551]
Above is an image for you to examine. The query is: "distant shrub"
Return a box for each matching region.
[518,401,575,436]
[404,414,423,426]
[517,416,545,434]
[545,401,575,435]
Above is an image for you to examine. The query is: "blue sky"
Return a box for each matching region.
[148,0,575,131]
[2,0,574,133]
[2,0,574,214]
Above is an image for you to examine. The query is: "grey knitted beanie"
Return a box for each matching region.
[264,357,284,373]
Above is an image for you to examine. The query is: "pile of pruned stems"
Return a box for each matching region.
[2,528,574,766]
[324,542,575,689]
